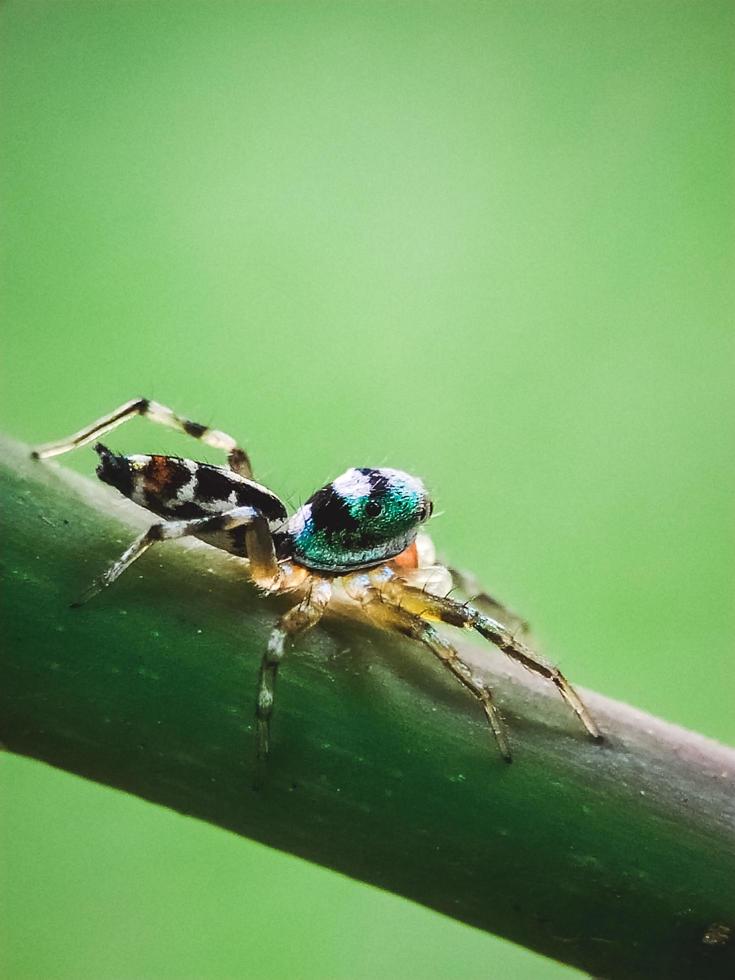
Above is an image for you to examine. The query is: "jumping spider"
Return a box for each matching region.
[33,398,602,773]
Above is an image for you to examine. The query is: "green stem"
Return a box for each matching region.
[2,435,733,979]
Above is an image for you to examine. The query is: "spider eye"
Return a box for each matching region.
[365,499,382,518]
[417,499,433,522]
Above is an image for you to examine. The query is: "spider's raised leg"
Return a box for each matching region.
[373,570,602,743]
[32,397,253,477]
[349,579,511,760]
[74,505,281,606]
[255,579,332,783]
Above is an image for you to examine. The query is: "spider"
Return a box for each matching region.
[33,398,602,774]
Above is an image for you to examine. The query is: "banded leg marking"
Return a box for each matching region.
[373,573,601,743]
[255,579,332,785]
[74,505,280,605]
[361,591,511,761]
[32,397,253,477]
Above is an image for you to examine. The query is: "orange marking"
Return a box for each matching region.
[391,540,419,570]
[144,454,176,494]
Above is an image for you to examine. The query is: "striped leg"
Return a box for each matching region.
[255,579,332,785]
[73,505,281,606]
[373,571,602,744]
[32,397,252,477]
[361,590,511,761]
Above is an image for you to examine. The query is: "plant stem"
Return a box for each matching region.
[1,434,734,979]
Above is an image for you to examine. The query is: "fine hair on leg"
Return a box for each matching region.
[445,564,530,636]
[372,572,602,743]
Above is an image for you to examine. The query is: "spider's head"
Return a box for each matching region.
[286,467,433,573]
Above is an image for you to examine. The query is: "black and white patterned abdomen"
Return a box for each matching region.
[95,444,286,556]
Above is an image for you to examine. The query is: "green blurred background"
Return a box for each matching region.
[1,1,732,977]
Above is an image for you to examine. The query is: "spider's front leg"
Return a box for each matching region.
[392,534,527,633]
[32,397,253,477]
[255,579,332,785]
[344,572,512,761]
[74,505,282,605]
[372,568,602,747]
[445,563,530,636]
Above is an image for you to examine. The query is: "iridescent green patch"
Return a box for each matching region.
[289,467,431,572]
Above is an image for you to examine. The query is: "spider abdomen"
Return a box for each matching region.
[95,444,286,527]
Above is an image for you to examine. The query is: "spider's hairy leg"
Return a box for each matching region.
[255,579,332,786]
[345,573,511,761]
[31,397,253,477]
[445,564,530,636]
[73,506,280,606]
[374,572,602,743]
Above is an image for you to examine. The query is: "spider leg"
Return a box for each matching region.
[372,571,602,743]
[445,564,530,635]
[255,579,332,783]
[73,505,281,605]
[32,397,252,477]
[351,581,511,761]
